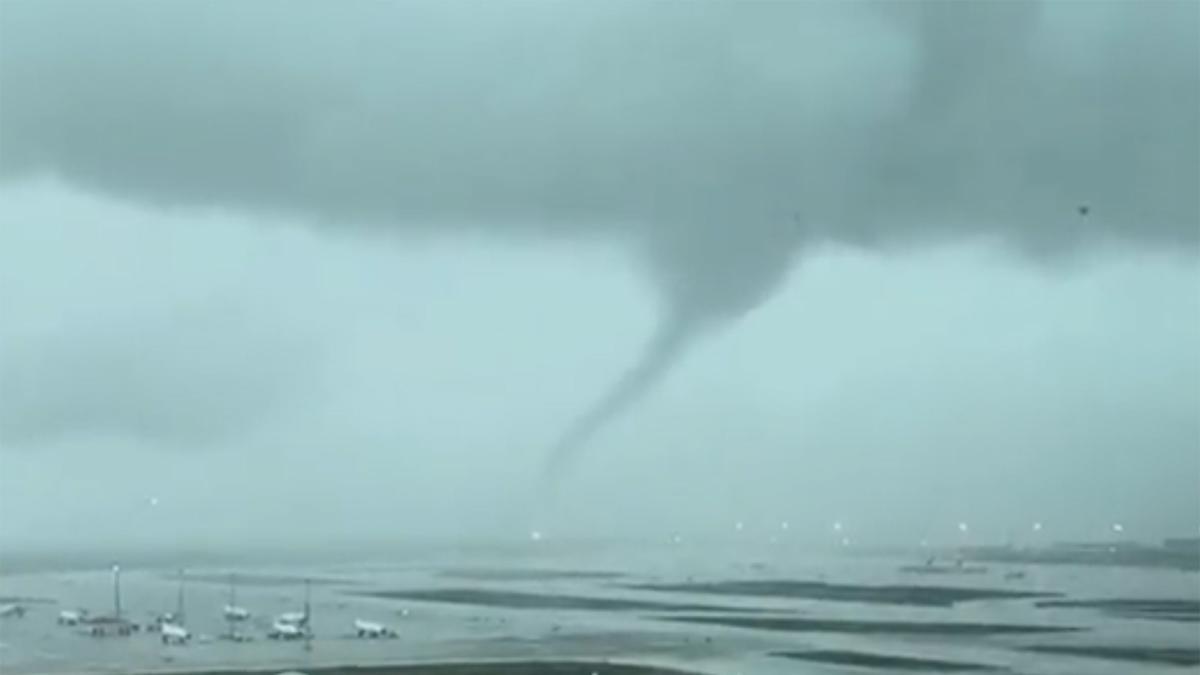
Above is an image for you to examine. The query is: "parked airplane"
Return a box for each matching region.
[223,573,251,622]
[276,610,308,626]
[152,569,190,644]
[353,619,396,638]
[214,573,253,642]
[160,621,190,644]
[0,604,27,618]
[223,604,251,621]
[267,619,307,641]
[150,569,187,631]
[267,579,312,645]
[57,609,88,625]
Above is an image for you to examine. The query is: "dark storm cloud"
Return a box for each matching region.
[1,0,1195,466]
[4,1,1194,269]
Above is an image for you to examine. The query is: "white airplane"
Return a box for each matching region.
[276,610,308,626]
[353,619,396,638]
[223,604,251,621]
[160,621,190,644]
[222,574,251,622]
[0,604,27,618]
[57,609,87,625]
[151,569,188,635]
[267,578,312,643]
[275,578,311,628]
[267,619,307,641]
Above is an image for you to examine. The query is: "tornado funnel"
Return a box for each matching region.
[544,316,693,478]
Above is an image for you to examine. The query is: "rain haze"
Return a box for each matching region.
[0,0,1197,554]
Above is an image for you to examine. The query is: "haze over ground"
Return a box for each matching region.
[0,0,1197,551]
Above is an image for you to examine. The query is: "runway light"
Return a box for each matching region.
[780,521,790,531]
[1111,523,1124,533]
[735,521,744,531]
[1032,522,1043,532]
[840,537,851,547]
[529,530,543,542]
[958,522,969,533]
[832,521,843,532]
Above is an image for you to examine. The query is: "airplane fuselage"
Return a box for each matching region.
[354,619,396,638]
[57,610,86,625]
[160,622,190,644]
[277,610,307,625]
[0,604,27,618]
[267,620,307,640]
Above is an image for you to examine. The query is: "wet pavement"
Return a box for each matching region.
[1,542,1196,674]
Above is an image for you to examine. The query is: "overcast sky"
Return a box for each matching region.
[0,0,1197,551]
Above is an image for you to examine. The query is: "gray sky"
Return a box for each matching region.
[0,0,1197,550]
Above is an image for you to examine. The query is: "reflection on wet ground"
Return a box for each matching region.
[773,649,999,671]
[1023,644,1200,666]
[355,588,772,614]
[1034,597,1200,622]
[626,580,1059,607]
[133,662,698,675]
[479,630,724,660]
[663,614,1082,635]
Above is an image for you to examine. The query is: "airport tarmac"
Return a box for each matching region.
[1,541,1196,674]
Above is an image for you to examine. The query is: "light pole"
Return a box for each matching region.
[112,564,122,620]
